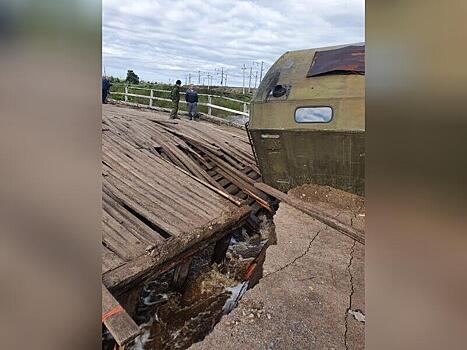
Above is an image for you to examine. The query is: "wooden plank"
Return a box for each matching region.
[102,221,142,261]
[157,156,243,207]
[103,204,250,293]
[102,134,224,213]
[102,244,126,274]
[103,174,187,236]
[102,284,141,347]
[102,191,167,244]
[172,257,193,291]
[254,183,365,245]
[103,148,217,221]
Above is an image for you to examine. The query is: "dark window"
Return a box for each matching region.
[295,107,333,123]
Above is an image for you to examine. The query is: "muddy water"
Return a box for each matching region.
[126,215,274,350]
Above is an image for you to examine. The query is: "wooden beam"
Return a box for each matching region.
[103,205,250,293]
[254,183,365,245]
[211,231,234,264]
[172,257,193,291]
[102,284,141,347]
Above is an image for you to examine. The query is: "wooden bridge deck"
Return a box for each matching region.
[102,106,255,293]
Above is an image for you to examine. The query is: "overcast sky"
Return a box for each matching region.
[103,0,364,86]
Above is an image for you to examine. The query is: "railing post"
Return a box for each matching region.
[243,103,248,124]
[149,89,153,107]
[243,103,247,113]
[124,85,128,102]
[208,95,212,115]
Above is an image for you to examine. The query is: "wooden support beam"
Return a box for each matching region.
[211,231,234,264]
[103,205,250,293]
[172,257,193,291]
[102,284,142,347]
[255,183,365,245]
[118,286,143,319]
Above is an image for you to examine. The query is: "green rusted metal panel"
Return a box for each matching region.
[249,44,365,195]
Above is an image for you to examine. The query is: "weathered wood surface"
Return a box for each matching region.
[101,105,273,345]
[102,284,141,346]
[103,204,250,293]
[102,104,264,206]
[255,182,365,245]
[102,105,264,293]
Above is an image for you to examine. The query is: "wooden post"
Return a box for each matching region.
[149,89,153,107]
[208,95,212,115]
[124,86,128,103]
[243,103,248,124]
[211,231,234,265]
[172,257,192,291]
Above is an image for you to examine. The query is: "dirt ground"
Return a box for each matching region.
[190,184,365,350]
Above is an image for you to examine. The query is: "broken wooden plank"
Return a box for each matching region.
[255,182,365,245]
[103,204,250,293]
[172,257,193,291]
[102,284,141,347]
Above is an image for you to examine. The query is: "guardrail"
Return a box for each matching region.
[109,85,250,122]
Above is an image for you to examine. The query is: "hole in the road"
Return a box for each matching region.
[103,214,276,350]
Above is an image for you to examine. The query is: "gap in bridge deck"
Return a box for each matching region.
[120,201,172,240]
[124,214,276,350]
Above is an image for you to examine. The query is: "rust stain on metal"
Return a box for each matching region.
[307,45,365,77]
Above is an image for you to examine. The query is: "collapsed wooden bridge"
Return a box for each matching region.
[101,105,273,346]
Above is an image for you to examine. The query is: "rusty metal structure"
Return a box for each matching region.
[247,44,365,195]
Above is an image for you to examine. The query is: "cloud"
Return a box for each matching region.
[103,0,364,86]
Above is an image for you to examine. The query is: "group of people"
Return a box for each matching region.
[170,80,199,120]
[102,76,199,121]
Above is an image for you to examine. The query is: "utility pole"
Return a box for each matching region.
[248,66,252,93]
[259,61,264,83]
[224,72,228,87]
[254,70,258,88]
[220,67,224,86]
[198,70,201,85]
[241,64,247,95]
[188,73,192,84]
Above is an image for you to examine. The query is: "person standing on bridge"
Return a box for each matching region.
[102,76,112,104]
[170,79,182,119]
[185,84,199,120]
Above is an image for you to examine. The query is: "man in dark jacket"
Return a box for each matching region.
[102,76,112,104]
[170,80,182,119]
[185,84,199,120]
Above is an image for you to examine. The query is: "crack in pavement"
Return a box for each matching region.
[344,239,357,350]
[263,228,323,279]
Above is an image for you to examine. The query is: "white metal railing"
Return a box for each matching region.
[109,85,250,122]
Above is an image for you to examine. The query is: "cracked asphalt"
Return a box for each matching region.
[190,185,365,350]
